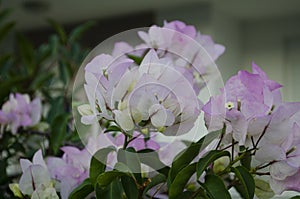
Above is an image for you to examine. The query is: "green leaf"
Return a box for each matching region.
[30,72,54,90]
[50,113,69,154]
[143,173,166,198]
[0,76,30,101]
[121,176,139,199]
[16,33,35,74]
[240,150,252,170]
[104,125,121,133]
[69,21,96,42]
[202,174,231,199]
[138,149,169,176]
[169,130,221,184]
[169,163,197,199]
[117,148,141,183]
[127,54,143,65]
[196,150,230,179]
[47,19,67,44]
[290,196,300,199]
[0,9,12,24]
[232,166,255,199]
[68,178,93,199]
[58,60,70,84]
[97,171,129,187]
[0,159,7,185]
[46,96,65,123]
[96,179,125,199]
[90,147,116,186]
[254,178,274,199]
[0,21,15,43]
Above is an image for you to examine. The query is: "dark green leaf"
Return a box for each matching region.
[104,125,121,133]
[138,149,169,176]
[121,175,139,199]
[0,76,30,101]
[202,174,231,199]
[96,179,125,199]
[69,21,96,42]
[117,148,141,183]
[0,159,7,185]
[30,72,54,90]
[290,196,300,199]
[169,130,221,184]
[97,171,129,187]
[46,96,65,123]
[0,22,15,43]
[16,33,35,74]
[232,166,255,199]
[143,173,166,198]
[90,147,116,186]
[47,19,67,44]
[68,178,93,199]
[196,150,230,179]
[169,163,196,199]
[58,60,70,84]
[50,113,69,154]
[240,150,252,170]
[0,9,13,24]
[127,54,143,65]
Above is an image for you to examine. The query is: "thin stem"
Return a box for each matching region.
[123,134,129,149]
[221,141,238,151]
[216,124,226,150]
[254,121,271,153]
[254,161,276,171]
[253,171,270,176]
[231,138,234,162]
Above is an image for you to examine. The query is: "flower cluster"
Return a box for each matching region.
[202,62,300,193]
[8,20,300,199]
[0,93,41,135]
[79,20,224,137]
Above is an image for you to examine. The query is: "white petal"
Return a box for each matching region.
[113,109,134,131]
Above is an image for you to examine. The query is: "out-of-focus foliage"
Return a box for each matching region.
[0,5,94,197]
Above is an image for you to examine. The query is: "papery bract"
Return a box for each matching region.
[203,63,282,145]
[80,49,201,137]
[19,150,56,197]
[0,93,41,134]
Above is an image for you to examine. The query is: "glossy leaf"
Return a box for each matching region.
[104,125,122,133]
[169,163,197,199]
[240,150,252,170]
[196,150,230,179]
[97,171,129,188]
[121,175,139,199]
[117,148,141,183]
[127,54,143,65]
[90,147,116,186]
[202,174,231,199]
[69,178,93,199]
[138,149,169,176]
[169,130,221,184]
[232,166,255,199]
[96,179,124,199]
